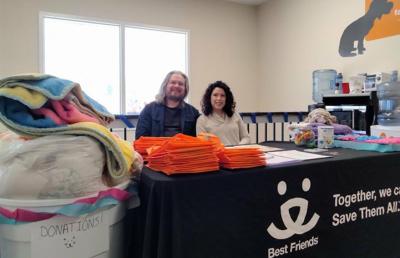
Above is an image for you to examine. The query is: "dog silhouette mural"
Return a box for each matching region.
[339,0,394,57]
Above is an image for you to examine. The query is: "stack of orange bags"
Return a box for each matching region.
[133,136,170,161]
[146,134,220,175]
[197,132,224,152]
[218,146,266,169]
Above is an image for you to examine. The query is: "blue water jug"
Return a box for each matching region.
[377,80,400,126]
[335,73,343,93]
[312,69,337,103]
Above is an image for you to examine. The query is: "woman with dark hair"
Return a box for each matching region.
[196,81,250,145]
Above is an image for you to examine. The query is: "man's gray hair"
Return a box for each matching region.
[155,70,189,104]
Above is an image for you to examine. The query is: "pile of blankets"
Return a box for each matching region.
[0,74,142,190]
[290,108,353,136]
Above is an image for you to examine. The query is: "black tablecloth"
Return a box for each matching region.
[125,143,400,258]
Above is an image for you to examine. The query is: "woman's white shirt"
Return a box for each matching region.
[196,112,250,146]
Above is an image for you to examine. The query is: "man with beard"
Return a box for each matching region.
[135,71,200,139]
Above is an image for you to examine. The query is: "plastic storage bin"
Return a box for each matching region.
[312,69,337,103]
[0,189,128,258]
[377,80,400,126]
[371,125,400,137]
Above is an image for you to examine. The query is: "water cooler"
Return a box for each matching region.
[370,77,400,137]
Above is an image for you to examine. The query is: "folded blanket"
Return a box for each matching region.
[0,187,132,224]
[0,74,113,123]
[0,120,9,133]
[32,100,100,125]
[290,122,353,135]
[0,135,108,199]
[304,108,337,125]
[0,74,139,186]
[0,86,47,109]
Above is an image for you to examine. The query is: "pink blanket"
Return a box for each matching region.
[32,100,99,125]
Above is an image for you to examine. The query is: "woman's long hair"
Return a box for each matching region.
[201,81,236,117]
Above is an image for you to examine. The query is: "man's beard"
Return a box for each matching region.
[166,94,184,102]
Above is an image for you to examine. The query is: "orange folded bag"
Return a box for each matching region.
[219,146,266,169]
[144,133,266,174]
[133,136,170,161]
[146,133,220,175]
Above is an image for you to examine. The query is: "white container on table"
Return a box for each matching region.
[317,126,334,149]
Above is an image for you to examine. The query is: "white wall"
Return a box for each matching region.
[257,0,400,111]
[2,0,399,113]
[0,0,259,112]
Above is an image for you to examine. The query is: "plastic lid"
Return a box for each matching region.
[313,69,336,74]
[0,181,129,208]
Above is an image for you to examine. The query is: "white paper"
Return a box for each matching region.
[269,150,331,161]
[230,144,282,152]
[303,148,329,153]
[31,211,109,258]
[266,153,302,166]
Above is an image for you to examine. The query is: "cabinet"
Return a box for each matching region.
[322,92,378,135]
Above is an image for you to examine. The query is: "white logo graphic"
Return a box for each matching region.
[267,178,320,240]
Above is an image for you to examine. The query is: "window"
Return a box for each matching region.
[125,27,187,114]
[40,13,188,114]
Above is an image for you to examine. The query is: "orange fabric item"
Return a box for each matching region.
[133,136,170,161]
[139,133,266,174]
[219,146,266,169]
[146,134,220,175]
[197,132,224,150]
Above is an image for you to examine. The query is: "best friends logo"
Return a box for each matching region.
[267,178,319,239]
[266,178,319,258]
